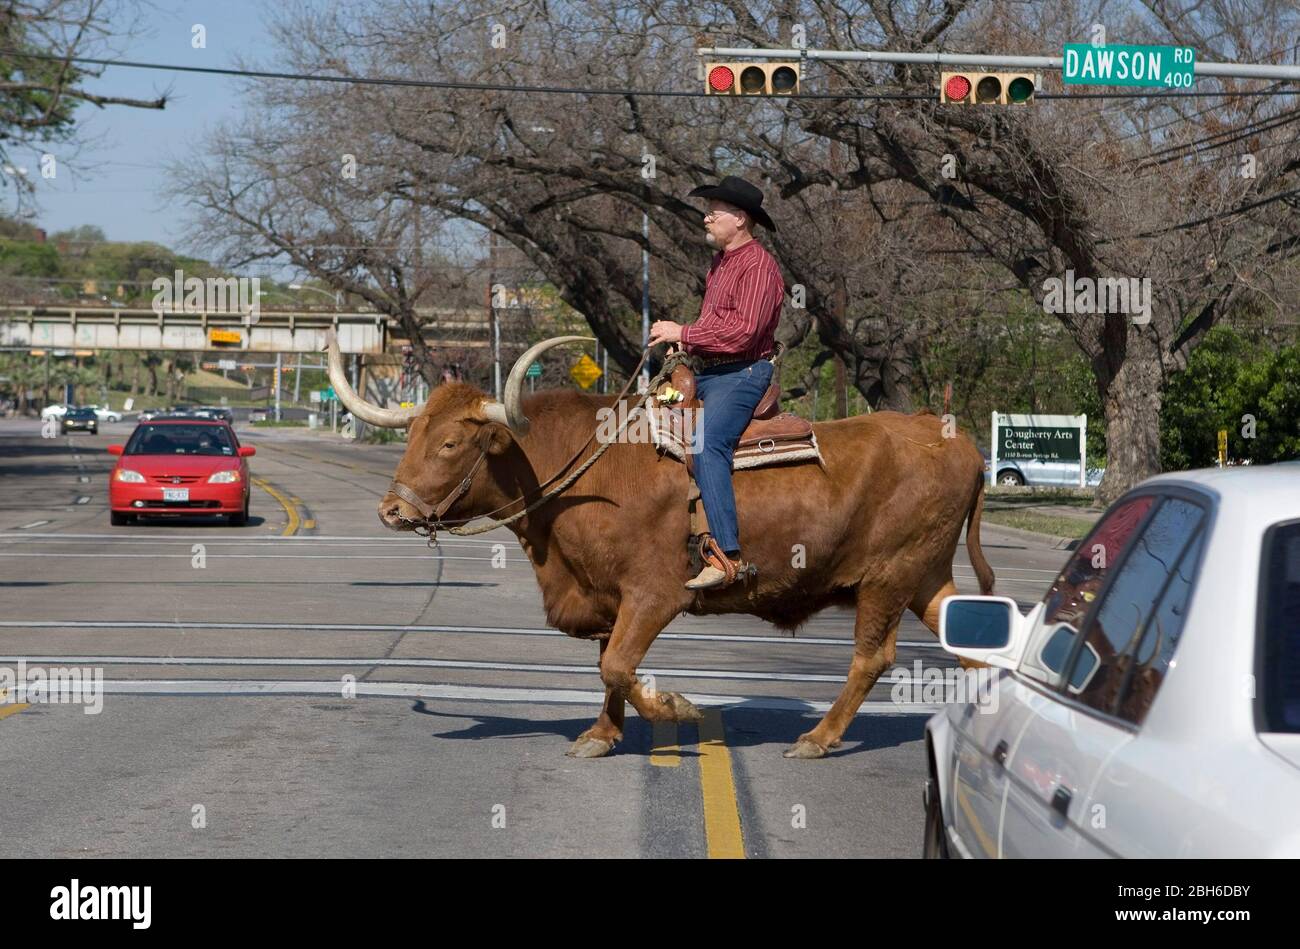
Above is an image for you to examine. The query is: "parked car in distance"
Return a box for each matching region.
[248,409,268,423]
[60,406,98,434]
[89,404,123,423]
[137,407,161,422]
[194,405,234,423]
[107,419,255,526]
[925,464,1300,858]
[992,457,1105,488]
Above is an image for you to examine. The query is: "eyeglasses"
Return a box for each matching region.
[704,208,741,222]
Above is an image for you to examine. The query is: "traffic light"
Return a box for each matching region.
[940,71,1037,105]
[705,62,800,96]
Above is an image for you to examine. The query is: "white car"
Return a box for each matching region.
[90,404,123,423]
[925,464,1300,858]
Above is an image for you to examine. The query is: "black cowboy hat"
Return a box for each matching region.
[688,175,776,231]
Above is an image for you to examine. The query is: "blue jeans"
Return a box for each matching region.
[692,359,775,556]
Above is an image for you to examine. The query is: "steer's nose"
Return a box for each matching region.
[378,494,408,530]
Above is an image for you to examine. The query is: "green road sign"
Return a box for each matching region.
[1063,43,1195,88]
[323,386,336,401]
[996,419,1082,462]
[525,362,542,378]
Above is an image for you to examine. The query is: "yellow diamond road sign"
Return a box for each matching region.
[569,353,602,390]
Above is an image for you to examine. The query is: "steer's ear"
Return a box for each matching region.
[476,422,514,455]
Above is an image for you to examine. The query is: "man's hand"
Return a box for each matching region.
[648,320,683,346]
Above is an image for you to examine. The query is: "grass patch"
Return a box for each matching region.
[983,509,1096,539]
[362,427,406,445]
[250,419,307,428]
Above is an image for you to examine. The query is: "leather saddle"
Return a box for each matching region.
[647,362,823,471]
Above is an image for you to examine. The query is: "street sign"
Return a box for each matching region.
[569,354,602,390]
[525,362,542,378]
[208,328,242,345]
[1063,43,1195,88]
[310,390,323,403]
[992,413,1089,488]
[218,359,237,371]
[323,387,336,401]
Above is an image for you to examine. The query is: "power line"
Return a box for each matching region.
[3,48,1298,102]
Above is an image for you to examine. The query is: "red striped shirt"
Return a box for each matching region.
[680,238,784,360]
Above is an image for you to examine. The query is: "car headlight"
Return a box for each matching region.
[114,469,145,483]
[208,470,241,483]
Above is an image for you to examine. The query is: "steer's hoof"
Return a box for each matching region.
[566,735,615,759]
[658,691,704,722]
[783,738,829,760]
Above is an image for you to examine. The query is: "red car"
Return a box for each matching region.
[107,419,255,526]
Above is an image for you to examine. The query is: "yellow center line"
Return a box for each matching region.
[0,689,29,722]
[697,709,745,859]
[650,721,680,767]
[0,703,30,722]
[252,478,300,536]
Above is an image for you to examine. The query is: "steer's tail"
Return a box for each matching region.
[966,474,995,594]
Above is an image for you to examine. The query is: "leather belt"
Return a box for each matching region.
[695,350,776,370]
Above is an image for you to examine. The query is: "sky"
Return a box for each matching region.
[25,0,280,251]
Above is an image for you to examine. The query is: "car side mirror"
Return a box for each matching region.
[107,445,124,456]
[238,446,255,457]
[939,595,1027,671]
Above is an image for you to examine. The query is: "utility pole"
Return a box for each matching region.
[640,211,650,391]
[828,64,849,420]
[488,231,501,401]
[274,351,281,422]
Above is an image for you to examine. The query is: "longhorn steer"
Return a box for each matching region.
[326,334,994,759]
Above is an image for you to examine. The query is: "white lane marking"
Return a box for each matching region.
[0,532,508,544]
[0,552,532,562]
[73,678,944,714]
[75,497,90,505]
[0,550,1052,583]
[16,521,51,530]
[0,619,943,647]
[0,654,947,684]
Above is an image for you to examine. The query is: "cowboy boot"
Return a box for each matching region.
[685,536,749,590]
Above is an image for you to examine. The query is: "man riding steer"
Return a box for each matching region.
[649,175,784,591]
[327,179,994,761]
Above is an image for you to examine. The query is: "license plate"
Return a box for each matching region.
[163,488,189,502]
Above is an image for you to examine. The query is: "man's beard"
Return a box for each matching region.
[704,231,717,246]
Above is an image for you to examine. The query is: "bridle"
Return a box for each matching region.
[387,449,490,542]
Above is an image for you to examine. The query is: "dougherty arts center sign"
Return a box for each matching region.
[991,413,1089,487]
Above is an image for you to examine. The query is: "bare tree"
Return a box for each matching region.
[0,0,167,209]
[173,0,1300,500]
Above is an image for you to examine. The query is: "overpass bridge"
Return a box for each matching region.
[0,305,493,354]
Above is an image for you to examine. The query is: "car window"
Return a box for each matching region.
[1259,520,1300,734]
[1064,497,1206,724]
[1113,521,1206,724]
[125,424,235,456]
[1017,494,1156,688]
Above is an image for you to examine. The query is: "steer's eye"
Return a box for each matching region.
[441,440,456,450]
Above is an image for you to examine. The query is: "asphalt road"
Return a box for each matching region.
[0,417,1072,857]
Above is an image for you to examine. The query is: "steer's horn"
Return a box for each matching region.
[500,335,595,435]
[323,328,422,428]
